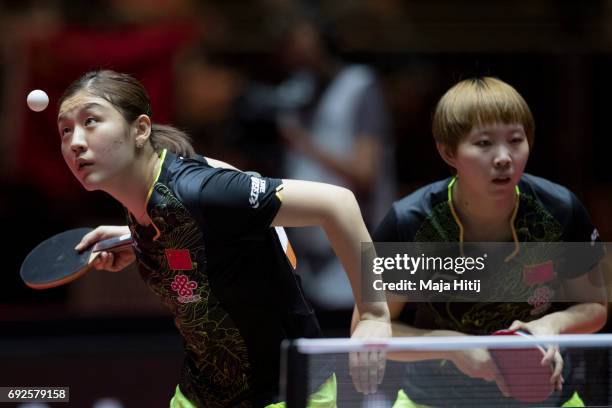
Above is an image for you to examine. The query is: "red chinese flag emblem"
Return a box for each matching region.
[165,249,193,270]
[523,260,554,286]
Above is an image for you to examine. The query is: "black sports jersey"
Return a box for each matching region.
[375,174,604,407]
[376,174,601,244]
[126,150,322,407]
[376,173,603,332]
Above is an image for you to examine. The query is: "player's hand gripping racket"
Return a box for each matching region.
[20,228,133,289]
[490,329,555,403]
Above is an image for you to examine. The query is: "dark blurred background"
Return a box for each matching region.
[1,0,611,406]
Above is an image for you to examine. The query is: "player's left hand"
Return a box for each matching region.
[508,320,564,391]
[349,319,391,395]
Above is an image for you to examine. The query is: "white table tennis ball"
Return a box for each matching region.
[27,89,49,112]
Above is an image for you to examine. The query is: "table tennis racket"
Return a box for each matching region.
[20,228,133,289]
[490,329,554,403]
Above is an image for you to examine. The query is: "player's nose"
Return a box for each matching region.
[70,127,87,153]
[493,146,511,168]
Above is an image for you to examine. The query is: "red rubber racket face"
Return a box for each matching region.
[490,329,554,403]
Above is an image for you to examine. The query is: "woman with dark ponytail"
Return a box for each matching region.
[59,70,196,158]
[57,70,390,407]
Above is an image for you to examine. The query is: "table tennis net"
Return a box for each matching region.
[280,334,612,407]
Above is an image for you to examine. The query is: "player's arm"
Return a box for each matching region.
[517,192,607,335]
[271,179,389,326]
[543,265,607,333]
[511,264,607,335]
[272,179,389,394]
[372,300,465,362]
[502,265,606,393]
[360,207,469,361]
[381,299,509,393]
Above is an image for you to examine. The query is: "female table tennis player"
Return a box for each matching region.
[368,77,607,407]
[57,70,390,407]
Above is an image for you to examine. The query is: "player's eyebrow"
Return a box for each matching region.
[58,102,105,123]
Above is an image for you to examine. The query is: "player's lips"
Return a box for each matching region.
[76,159,94,171]
[492,175,512,185]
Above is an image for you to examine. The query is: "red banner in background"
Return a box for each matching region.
[19,23,196,198]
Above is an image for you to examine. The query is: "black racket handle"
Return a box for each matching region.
[91,233,133,252]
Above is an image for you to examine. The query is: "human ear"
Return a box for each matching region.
[436,142,457,169]
[133,114,152,148]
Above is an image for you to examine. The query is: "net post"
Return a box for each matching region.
[280,339,308,408]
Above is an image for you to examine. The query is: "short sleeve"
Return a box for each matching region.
[564,192,601,242]
[560,192,606,279]
[197,169,283,238]
[373,207,400,242]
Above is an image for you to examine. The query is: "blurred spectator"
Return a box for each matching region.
[174,47,284,175]
[274,17,396,309]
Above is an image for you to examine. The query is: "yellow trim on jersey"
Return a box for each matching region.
[275,184,284,202]
[447,176,520,259]
[505,185,521,261]
[447,177,465,249]
[145,148,167,241]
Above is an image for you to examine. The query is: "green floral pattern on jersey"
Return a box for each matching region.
[414,202,460,242]
[128,182,252,408]
[515,193,563,242]
[412,191,565,335]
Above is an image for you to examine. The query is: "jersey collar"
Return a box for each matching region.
[447,176,521,260]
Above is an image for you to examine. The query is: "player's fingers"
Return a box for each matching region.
[368,351,379,394]
[490,362,509,397]
[108,252,129,272]
[480,371,493,382]
[105,252,117,270]
[558,374,565,391]
[359,351,370,394]
[487,357,506,391]
[76,228,106,251]
[100,252,112,270]
[494,374,510,397]
[93,252,114,271]
[75,235,93,251]
[91,252,105,270]
[112,252,133,272]
[508,320,523,331]
[111,252,130,272]
[77,225,128,251]
[349,351,363,394]
[481,364,495,382]
[550,351,563,387]
[541,344,556,365]
[377,350,386,385]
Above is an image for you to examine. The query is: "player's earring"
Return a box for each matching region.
[136,141,144,149]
